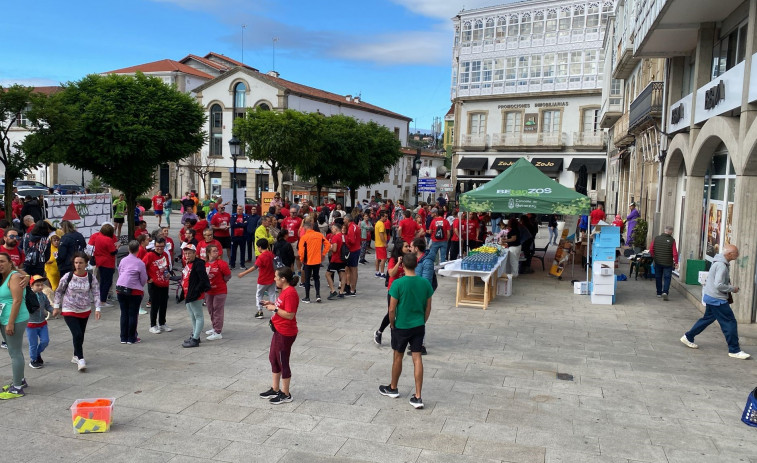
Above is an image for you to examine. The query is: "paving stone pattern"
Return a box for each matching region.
[1,218,756,462]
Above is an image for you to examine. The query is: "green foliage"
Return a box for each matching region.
[0,85,54,217]
[87,176,107,193]
[632,219,648,249]
[136,196,153,211]
[23,72,206,237]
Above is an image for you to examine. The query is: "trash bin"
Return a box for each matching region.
[685,259,707,285]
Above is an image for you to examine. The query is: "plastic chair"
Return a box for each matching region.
[531,243,550,271]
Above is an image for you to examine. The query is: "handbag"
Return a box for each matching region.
[268,318,277,333]
[115,285,133,296]
[728,293,734,304]
[273,255,286,270]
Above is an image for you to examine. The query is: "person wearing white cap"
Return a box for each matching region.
[180,244,211,348]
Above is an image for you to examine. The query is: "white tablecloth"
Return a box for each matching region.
[438,251,510,284]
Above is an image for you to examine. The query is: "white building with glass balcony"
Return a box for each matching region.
[450,0,616,201]
[617,0,757,324]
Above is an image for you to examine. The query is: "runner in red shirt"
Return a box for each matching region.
[398,210,421,245]
[197,229,222,262]
[1,230,24,268]
[152,191,165,227]
[238,239,276,319]
[203,244,231,340]
[143,237,173,334]
[210,205,232,260]
[281,214,302,275]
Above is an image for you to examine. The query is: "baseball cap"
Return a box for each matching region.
[629,202,636,207]
[182,243,197,252]
[30,275,48,285]
[431,208,438,214]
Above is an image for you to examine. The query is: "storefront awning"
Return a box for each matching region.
[456,157,489,170]
[567,158,606,174]
[531,157,563,173]
[491,157,520,170]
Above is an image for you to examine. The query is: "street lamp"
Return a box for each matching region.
[228,135,241,211]
[413,149,422,206]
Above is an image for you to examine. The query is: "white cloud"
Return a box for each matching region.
[334,30,451,65]
[0,78,60,87]
[388,0,522,20]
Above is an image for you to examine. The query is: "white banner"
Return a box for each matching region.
[45,194,113,240]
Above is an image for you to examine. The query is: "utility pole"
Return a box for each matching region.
[272,37,279,72]
[241,24,247,63]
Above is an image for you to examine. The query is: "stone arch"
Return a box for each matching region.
[664,133,689,177]
[227,78,251,95]
[741,116,757,175]
[252,99,273,110]
[204,99,226,111]
[689,116,740,176]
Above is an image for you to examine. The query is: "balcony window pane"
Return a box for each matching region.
[496,18,507,40]
[506,57,516,80]
[572,6,585,28]
[519,56,529,79]
[543,53,555,77]
[559,8,571,31]
[469,113,486,134]
[520,14,531,35]
[546,10,557,32]
[542,110,561,133]
[508,15,519,36]
[484,18,495,42]
[482,59,493,82]
[533,12,544,34]
[505,112,522,133]
[471,60,481,82]
[462,22,472,43]
[583,108,599,133]
[531,55,542,77]
[570,51,582,75]
[473,20,483,43]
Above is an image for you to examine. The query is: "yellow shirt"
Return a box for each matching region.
[374,220,387,248]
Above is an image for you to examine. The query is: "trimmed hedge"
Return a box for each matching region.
[136,197,152,211]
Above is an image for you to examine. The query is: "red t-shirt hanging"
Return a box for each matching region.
[205,259,231,295]
[272,285,299,336]
[255,250,275,285]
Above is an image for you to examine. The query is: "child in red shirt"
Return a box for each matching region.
[238,239,276,320]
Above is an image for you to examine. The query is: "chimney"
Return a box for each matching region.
[345,94,352,102]
[267,70,280,78]
[353,96,360,103]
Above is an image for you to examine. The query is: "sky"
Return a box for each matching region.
[0,0,519,132]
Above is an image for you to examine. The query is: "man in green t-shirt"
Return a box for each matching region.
[379,253,433,409]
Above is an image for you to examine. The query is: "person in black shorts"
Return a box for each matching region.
[378,253,433,409]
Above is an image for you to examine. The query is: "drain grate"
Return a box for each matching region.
[556,373,574,381]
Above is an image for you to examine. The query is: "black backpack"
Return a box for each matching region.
[24,286,40,314]
[339,235,350,262]
[434,221,444,240]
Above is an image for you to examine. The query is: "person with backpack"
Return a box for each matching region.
[56,221,86,278]
[325,222,348,300]
[272,230,295,272]
[0,252,30,398]
[22,220,52,277]
[26,275,53,369]
[53,251,101,372]
[428,208,449,264]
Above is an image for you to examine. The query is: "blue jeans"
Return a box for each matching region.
[27,324,50,361]
[429,240,448,264]
[685,302,741,353]
[230,237,246,267]
[654,263,673,295]
[548,226,558,244]
[491,219,500,236]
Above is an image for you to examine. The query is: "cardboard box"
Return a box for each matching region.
[592,282,615,296]
[574,281,589,295]
[591,247,617,261]
[698,271,709,286]
[592,274,616,285]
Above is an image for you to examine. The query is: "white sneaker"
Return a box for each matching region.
[101,302,114,308]
[206,332,223,341]
[77,359,87,372]
[205,329,215,335]
[160,325,173,332]
[149,326,162,334]
[728,351,751,359]
[138,308,148,315]
[71,356,79,364]
[680,335,698,349]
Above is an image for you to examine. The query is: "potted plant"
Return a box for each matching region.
[631,219,648,253]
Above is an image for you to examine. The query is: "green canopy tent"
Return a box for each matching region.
[459,157,591,215]
[458,157,592,282]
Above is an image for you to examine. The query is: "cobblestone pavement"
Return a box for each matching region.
[1,218,756,462]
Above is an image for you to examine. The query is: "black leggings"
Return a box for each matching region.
[64,315,89,359]
[149,284,169,327]
[302,264,321,298]
[379,292,391,332]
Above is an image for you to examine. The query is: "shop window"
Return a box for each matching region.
[702,149,736,261]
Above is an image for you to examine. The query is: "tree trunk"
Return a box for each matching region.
[126,191,136,242]
[316,184,322,206]
[271,165,280,194]
[4,177,14,219]
[349,186,356,209]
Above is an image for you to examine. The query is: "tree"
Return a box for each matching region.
[23,73,206,238]
[234,107,313,194]
[185,152,218,198]
[0,85,56,217]
[341,121,402,207]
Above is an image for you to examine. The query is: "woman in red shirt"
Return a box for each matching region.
[259,267,299,404]
[203,244,231,340]
[373,240,410,345]
[89,223,118,308]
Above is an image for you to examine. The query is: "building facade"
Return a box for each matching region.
[450,0,616,200]
[612,0,757,323]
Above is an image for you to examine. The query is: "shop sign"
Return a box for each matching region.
[669,93,692,133]
[670,103,684,124]
[704,80,725,110]
[533,160,556,168]
[523,113,538,132]
[495,159,516,168]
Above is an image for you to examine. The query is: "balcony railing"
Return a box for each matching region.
[629,81,663,131]
[490,132,566,150]
[612,113,634,147]
[573,131,607,148]
[461,133,487,150]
